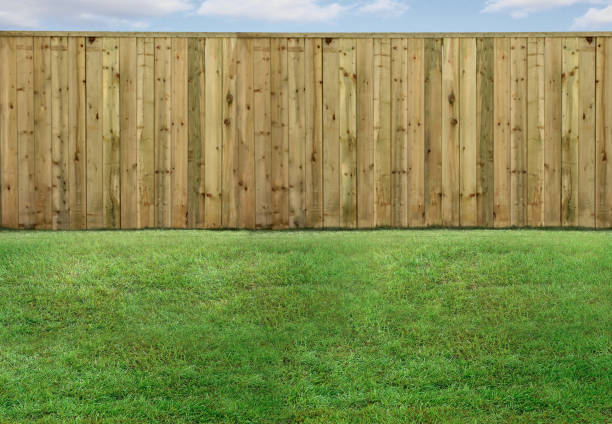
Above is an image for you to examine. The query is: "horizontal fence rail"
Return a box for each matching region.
[0,32,611,229]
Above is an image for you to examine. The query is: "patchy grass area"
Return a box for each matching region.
[0,230,610,423]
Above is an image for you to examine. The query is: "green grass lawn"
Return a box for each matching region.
[0,230,610,423]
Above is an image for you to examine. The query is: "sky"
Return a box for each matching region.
[1,0,612,32]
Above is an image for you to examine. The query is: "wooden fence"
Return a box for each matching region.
[0,32,611,229]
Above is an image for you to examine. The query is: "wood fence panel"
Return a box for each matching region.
[391,38,408,227]
[460,37,477,227]
[510,37,527,227]
[544,37,562,226]
[476,38,494,227]
[494,37,511,227]
[527,37,545,227]
[204,37,223,228]
[374,38,392,227]
[596,37,612,228]
[424,38,442,226]
[254,38,272,229]
[0,33,610,230]
[288,38,306,228]
[357,38,374,228]
[323,38,340,228]
[86,36,104,229]
[270,37,289,228]
[442,38,460,226]
[305,38,323,228]
[187,38,205,228]
[33,37,53,229]
[17,37,35,229]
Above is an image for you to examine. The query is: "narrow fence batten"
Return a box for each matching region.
[0,33,610,229]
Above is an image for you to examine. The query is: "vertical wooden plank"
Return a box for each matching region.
[33,37,52,229]
[288,38,306,228]
[459,37,477,227]
[527,37,545,227]
[102,37,120,228]
[374,38,392,227]
[120,37,138,228]
[188,37,205,228]
[254,38,272,228]
[0,38,17,228]
[494,37,511,227]
[171,38,189,228]
[510,37,527,227]
[339,38,357,228]
[442,37,460,226]
[424,38,443,227]
[155,37,172,228]
[204,37,223,228]
[578,37,596,227]
[562,38,579,227]
[323,38,340,227]
[407,38,425,227]
[86,36,103,228]
[305,38,323,228]
[357,38,375,228]
[544,38,562,226]
[67,37,86,229]
[391,38,408,227]
[596,37,612,228]
[236,38,255,229]
[51,36,69,229]
[222,37,239,228]
[476,38,494,227]
[16,37,35,229]
[137,37,155,229]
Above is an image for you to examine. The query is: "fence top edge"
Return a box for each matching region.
[0,31,611,38]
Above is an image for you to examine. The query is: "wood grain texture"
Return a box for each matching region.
[596,36,612,227]
[305,38,323,228]
[408,38,425,227]
[254,38,272,229]
[102,37,121,229]
[527,37,545,226]
[357,38,375,228]
[459,37,477,227]
[0,34,609,230]
[51,36,69,229]
[424,38,442,226]
[270,37,289,228]
[510,37,527,227]
[323,38,340,227]
[187,38,205,228]
[493,37,511,227]
[544,37,562,226]
[33,37,53,229]
[391,38,408,227]
[0,38,17,228]
[16,37,35,229]
[204,37,223,228]
[442,38,460,226]
[86,36,104,229]
[477,38,494,227]
[288,38,306,228]
[155,37,172,228]
[374,38,392,227]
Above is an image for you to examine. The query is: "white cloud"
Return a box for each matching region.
[197,0,347,22]
[358,0,409,14]
[482,0,607,18]
[573,4,612,27]
[0,0,192,28]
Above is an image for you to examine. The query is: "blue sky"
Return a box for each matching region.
[1,0,612,32]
